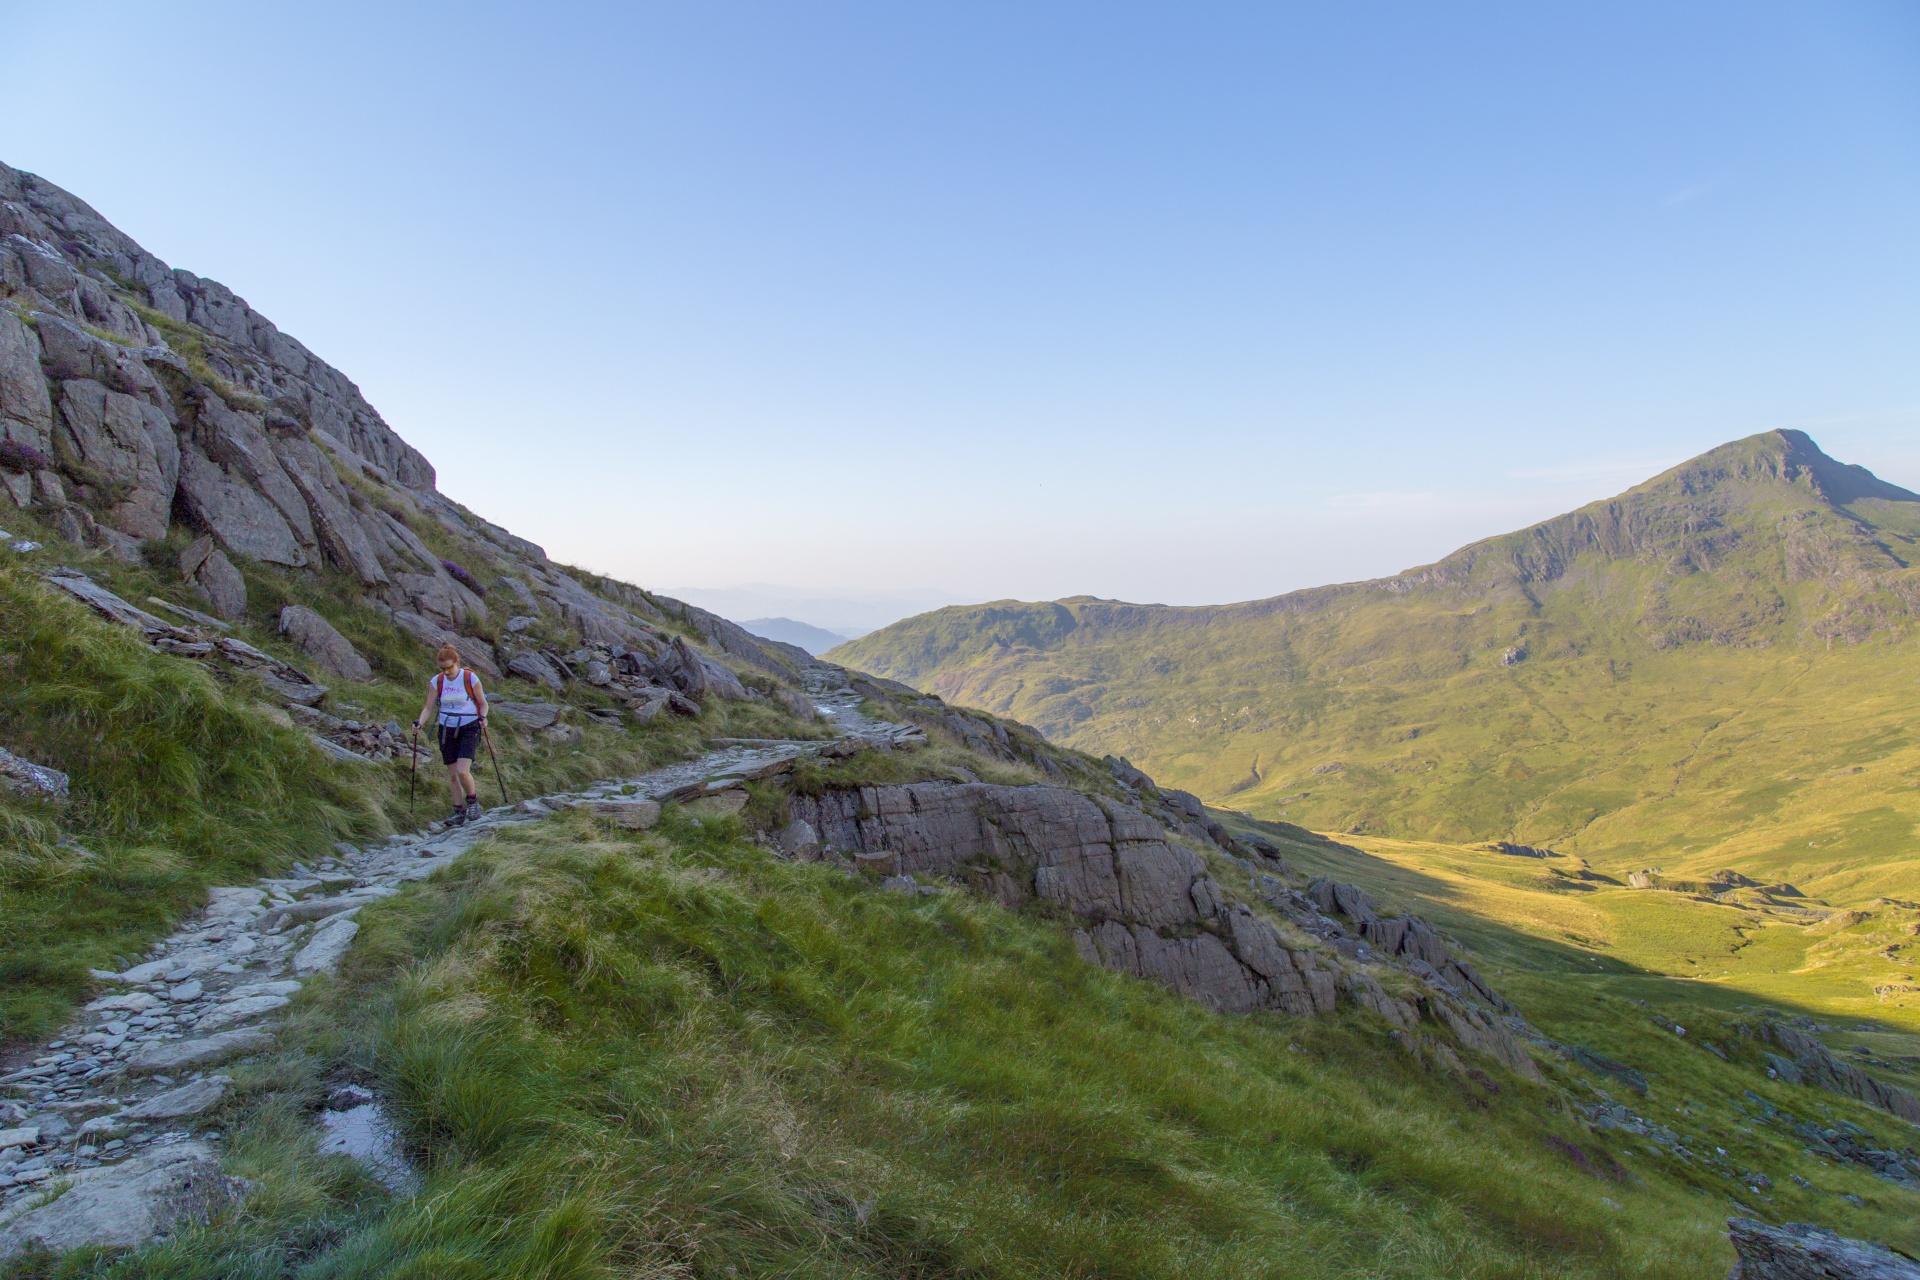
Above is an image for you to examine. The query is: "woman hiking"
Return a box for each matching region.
[416,644,490,826]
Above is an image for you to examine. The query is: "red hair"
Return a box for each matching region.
[435,644,460,668]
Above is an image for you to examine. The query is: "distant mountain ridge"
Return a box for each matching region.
[832,431,1920,900]
[738,616,851,655]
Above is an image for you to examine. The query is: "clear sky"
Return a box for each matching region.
[5,2,1918,623]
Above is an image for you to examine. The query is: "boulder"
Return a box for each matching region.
[491,700,563,730]
[278,605,371,681]
[787,782,1302,1014]
[0,746,67,800]
[1763,1022,1920,1124]
[775,688,817,721]
[776,819,821,858]
[666,635,710,699]
[0,1141,246,1261]
[385,608,500,679]
[174,444,307,568]
[505,651,565,691]
[1726,1217,1920,1279]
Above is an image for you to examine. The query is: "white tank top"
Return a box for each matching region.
[434,668,482,725]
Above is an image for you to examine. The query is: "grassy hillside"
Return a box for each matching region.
[27,794,1920,1279]
[0,525,811,1043]
[830,431,1920,918]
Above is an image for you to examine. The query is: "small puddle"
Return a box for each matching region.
[317,1102,419,1194]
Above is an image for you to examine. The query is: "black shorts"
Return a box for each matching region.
[438,721,480,765]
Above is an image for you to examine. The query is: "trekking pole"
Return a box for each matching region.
[480,718,509,807]
[408,725,420,821]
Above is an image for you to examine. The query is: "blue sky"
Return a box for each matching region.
[5,2,1918,623]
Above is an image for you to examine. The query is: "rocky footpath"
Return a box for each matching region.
[0,674,915,1261]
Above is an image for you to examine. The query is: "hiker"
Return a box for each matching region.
[416,644,489,826]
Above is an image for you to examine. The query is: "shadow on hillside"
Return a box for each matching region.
[1226,815,1919,1044]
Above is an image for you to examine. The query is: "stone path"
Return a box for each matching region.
[0,669,919,1254]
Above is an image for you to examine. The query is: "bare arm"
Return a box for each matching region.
[416,686,437,730]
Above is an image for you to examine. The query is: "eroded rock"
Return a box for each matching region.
[1726,1217,1920,1279]
[278,605,371,682]
[0,1142,246,1261]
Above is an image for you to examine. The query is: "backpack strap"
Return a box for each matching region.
[463,670,480,707]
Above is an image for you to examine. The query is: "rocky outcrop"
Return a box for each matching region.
[1763,1022,1920,1126]
[784,781,1537,1074]
[2,161,799,699]
[1305,877,1514,1014]
[1726,1217,1920,1279]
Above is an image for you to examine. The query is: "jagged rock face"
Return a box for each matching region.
[1,166,431,488]
[787,782,1336,1014]
[784,781,1534,1073]
[1764,1022,1920,1126]
[780,776,1543,1075]
[1,161,801,690]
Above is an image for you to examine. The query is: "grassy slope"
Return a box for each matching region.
[32,801,1907,1280]
[0,504,814,1043]
[828,431,1920,912]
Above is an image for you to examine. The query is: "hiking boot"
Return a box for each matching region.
[465,799,482,822]
[445,807,468,828]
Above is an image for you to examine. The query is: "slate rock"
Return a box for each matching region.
[293,915,359,976]
[0,311,53,442]
[0,746,67,800]
[53,378,178,539]
[121,1076,230,1120]
[278,605,371,681]
[0,1141,246,1261]
[776,819,821,859]
[194,994,289,1032]
[775,688,818,722]
[1726,1217,1920,1279]
[492,700,562,729]
[683,789,748,819]
[126,1030,277,1074]
[505,651,565,691]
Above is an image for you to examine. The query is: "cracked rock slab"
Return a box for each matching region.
[121,1076,230,1121]
[0,1141,246,1260]
[126,1030,276,1074]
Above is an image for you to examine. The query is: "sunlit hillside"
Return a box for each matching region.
[832,431,1920,918]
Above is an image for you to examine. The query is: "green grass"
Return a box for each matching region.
[0,565,382,1038]
[829,431,1920,931]
[21,805,1853,1280]
[0,529,815,1043]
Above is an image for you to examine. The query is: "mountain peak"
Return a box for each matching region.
[1659,428,1920,507]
